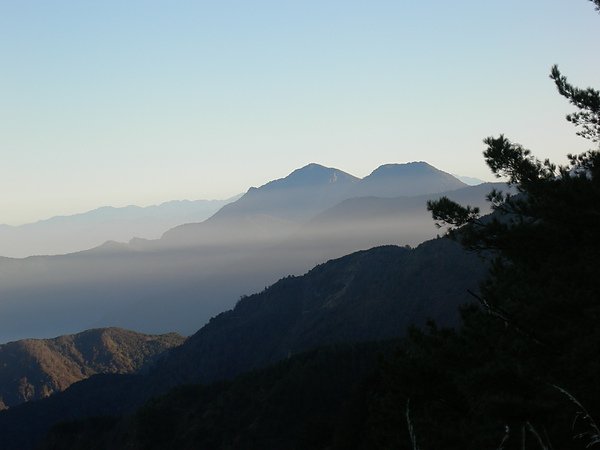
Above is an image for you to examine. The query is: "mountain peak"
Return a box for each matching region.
[299,162,327,170]
[199,163,360,227]
[367,162,440,178]
[357,161,466,197]
[259,163,359,191]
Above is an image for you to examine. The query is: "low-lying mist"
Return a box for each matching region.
[0,182,504,343]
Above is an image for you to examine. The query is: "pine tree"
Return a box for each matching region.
[347,2,600,449]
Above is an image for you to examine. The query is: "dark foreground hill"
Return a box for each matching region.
[153,238,485,387]
[40,342,397,450]
[0,238,486,449]
[0,328,184,409]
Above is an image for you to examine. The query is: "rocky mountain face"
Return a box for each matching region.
[0,328,184,409]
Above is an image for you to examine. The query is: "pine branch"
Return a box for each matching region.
[406,399,420,450]
[467,290,548,347]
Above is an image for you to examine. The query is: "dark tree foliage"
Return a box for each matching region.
[40,342,396,450]
[364,6,600,450]
[551,65,600,143]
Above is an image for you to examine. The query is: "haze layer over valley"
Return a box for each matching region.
[0,162,505,343]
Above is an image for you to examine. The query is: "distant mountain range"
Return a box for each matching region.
[0,197,240,258]
[0,328,183,409]
[0,161,507,343]
[452,174,489,185]
[0,166,488,259]
[0,237,486,449]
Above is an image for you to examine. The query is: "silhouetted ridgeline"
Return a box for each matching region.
[0,238,486,449]
[153,238,485,387]
[40,342,396,450]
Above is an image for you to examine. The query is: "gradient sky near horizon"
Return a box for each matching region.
[1,0,599,225]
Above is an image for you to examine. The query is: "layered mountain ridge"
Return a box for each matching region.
[0,161,497,344]
[0,237,486,449]
[151,238,485,387]
[161,161,465,247]
[0,197,239,258]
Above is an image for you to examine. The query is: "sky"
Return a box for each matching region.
[1,0,599,225]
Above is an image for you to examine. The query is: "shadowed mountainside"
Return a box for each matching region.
[40,342,396,450]
[0,328,184,409]
[151,238,485,387]
[0,237,486,449]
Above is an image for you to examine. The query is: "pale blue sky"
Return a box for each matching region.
[1,0,599,224]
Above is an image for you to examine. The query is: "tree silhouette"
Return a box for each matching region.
[395,2,600,448]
